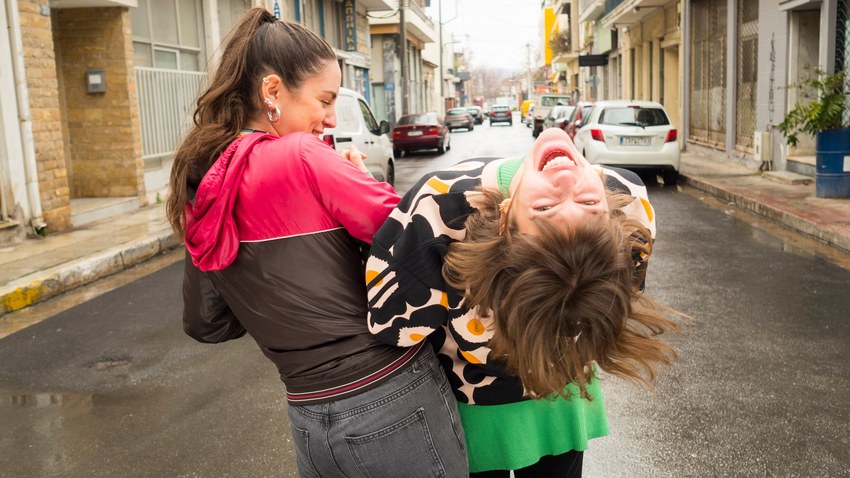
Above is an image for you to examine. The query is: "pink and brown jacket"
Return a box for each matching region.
[181,131,419,404]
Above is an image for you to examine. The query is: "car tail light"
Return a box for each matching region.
[392,129,401,139]
[590,129,605,142]
[666,129,678,142]
[427,126,439,135]
[322,134,335,147]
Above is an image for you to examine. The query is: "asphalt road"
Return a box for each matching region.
[2,116,849,477]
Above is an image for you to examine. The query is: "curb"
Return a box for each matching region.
[681,174,850,255]
[0,230,180,316]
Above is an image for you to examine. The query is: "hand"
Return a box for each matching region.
[342,145,370,174]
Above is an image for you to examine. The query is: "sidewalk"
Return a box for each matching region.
[2,152,850,318]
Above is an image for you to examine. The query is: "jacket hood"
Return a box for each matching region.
[184,133,273,271]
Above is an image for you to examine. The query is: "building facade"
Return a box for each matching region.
[1,0,414,241]
[547,0,849,172]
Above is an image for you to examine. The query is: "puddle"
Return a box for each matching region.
[684,188,850,272]
[2,391,93,409]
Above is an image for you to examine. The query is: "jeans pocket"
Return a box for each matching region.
[290,424,321,478]
[345,407,445,478]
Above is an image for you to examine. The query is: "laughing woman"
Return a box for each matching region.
[365,127,678,477]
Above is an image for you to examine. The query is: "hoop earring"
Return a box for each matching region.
[264,98,280,123]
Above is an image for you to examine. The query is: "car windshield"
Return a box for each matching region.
[447,108,467,115]
[467,107,481,113]
[540,96,569,106]
[555,106,575,119]
[398,114,436,125]
[599,107,669,127]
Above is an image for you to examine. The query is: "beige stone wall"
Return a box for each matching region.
[17,0,71,231]
[53,7,145,201]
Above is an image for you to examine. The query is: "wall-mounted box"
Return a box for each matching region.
[86,69,105,94]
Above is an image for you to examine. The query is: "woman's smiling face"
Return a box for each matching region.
[510,128,609,235]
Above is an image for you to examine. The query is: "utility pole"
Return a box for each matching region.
[526,43,533,101]
[399,0,408,115]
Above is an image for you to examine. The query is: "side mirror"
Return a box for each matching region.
[575,120,582,128]
[379,120,390,135]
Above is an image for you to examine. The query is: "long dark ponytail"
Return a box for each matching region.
[166,7,336,236]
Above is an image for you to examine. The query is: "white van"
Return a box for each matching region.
[321,88,395,185]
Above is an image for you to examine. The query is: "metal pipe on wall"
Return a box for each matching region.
[5,0,45,233]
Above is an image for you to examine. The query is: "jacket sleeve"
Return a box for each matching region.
[601,166,656,290]
[182,251,247,343]
[365,175,470,347]
[300,136,400,245]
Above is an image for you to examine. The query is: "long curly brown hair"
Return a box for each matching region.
[443,187,678,400]
[166,8,337,236]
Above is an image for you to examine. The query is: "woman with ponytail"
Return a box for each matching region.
[168,8,467,476]
[366,127,678,477]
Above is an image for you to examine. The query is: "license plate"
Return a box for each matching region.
[620,136,650,146]
[407,130,423,136]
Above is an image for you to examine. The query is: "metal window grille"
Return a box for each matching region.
[838,0,850,126]
[735,0,758,150]
[689,0,727,148]
[135,68,207,162]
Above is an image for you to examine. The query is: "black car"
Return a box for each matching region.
[488,105,512,125]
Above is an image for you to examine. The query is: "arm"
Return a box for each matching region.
[366,174,471,347]
[182,252,246,343]
[301,137,400,244]
[602,166,656,290]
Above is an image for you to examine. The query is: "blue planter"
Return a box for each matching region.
[815,129,850,198]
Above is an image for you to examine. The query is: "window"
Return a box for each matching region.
[599,107,670,127]
[132,0,206,71]
[358,99,380,134]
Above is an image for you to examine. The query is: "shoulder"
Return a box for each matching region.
[600,166,646,194]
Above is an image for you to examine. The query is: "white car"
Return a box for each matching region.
[321,88,395,185]
[573,100,680,185]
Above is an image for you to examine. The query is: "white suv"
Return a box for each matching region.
[321,88,395,185]
[573,100,680,185]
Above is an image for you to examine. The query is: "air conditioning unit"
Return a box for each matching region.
[754,131,773,164]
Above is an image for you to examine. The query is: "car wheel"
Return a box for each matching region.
[662,169,679,186]
[438,140,446,154]
[469,125,474,131]
[532,128,539,138]
[385,161,395,186]
[393,148,400,158]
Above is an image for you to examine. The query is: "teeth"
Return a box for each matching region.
[542,155,572,171]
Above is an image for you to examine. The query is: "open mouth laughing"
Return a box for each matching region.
[539,148,577,172]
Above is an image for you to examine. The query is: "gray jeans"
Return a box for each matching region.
[286,345,468,478]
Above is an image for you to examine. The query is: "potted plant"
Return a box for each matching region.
[778,68,850,198]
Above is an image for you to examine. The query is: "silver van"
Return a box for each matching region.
[321,88,395,185]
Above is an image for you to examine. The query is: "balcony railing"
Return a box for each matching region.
[135,68,207,161]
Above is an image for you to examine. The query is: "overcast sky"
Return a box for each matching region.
[425,0,542,72]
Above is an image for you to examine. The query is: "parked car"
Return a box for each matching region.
[523,105,535,127]
[572,100,680,185]
[489,104,513,125]
[391,112,450,157]
[466,106,484,124]
[445,107,475,131]
[320,87,395,185]
[543,105,575,131]
[520,100,535,121]
[563,101,595,140]
[531,94,571,137]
